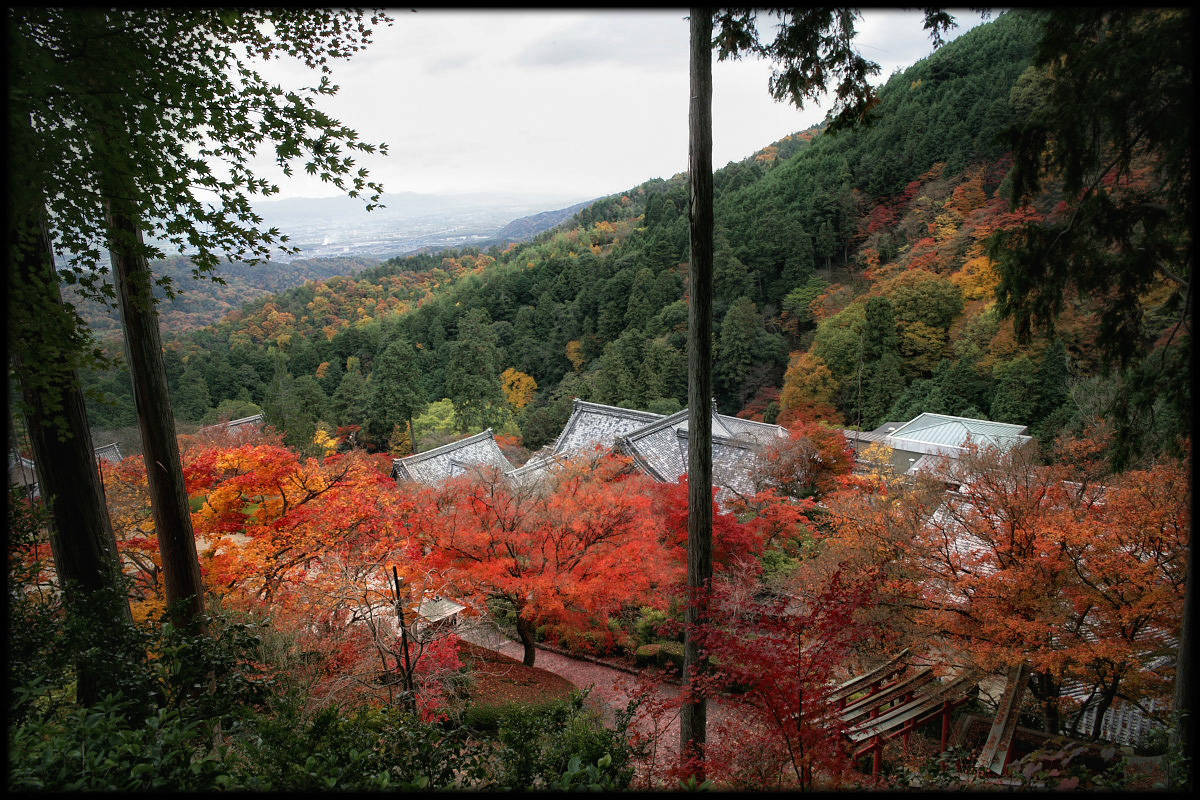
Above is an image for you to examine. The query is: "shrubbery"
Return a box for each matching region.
[6,489,635,792]
[634,641,685,674]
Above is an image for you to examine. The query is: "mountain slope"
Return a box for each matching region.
[86,10,1188,468]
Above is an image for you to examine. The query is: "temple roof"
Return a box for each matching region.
[198,413,265,438]
[614,407,773,498]
[885,413,1032,457]
[614,408,698,483]
[552,399,664,457]
[506,449,566,489]
[390,400,784,499]
[392,428,515,485]
[93,442,124,464]
[9,442,129,499]
[842,413,1034,476]
[714,413,789,446]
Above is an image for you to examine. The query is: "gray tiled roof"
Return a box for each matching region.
[507,450,565,488]
[552,399,664,456]
[8,451,39,498]
[199,413,265,436]
[615,408,770,498]
[711,433,765,500]
[392,428,515,485]
[389,401,784,499]
[93,442,124,464]
[843,421,908,447]
[715,414,788,446]
[615,408,695,483]
[9,443,129,499]
[417,595,465,625]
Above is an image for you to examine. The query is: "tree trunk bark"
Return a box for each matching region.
[1031,669,1062,735]
[1088,684,1119,742]
[682,5,714,777]
[105,196,207,633]
[1167,536,1193,790]
[515,612,538,667]
[9,206,135,707]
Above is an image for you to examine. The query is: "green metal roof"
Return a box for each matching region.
[886,413,1031,454]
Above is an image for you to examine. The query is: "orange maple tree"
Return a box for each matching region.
[422,452,682,666]
[825,437,1189,736]
[180,432,469,712]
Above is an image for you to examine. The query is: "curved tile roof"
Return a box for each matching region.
[392,428,515,485]
[552,398,664,456]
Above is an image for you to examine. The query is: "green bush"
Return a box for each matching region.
[7,694,233,792]
[225,700,493,790]
[495,691,634,790]
[633,606,671,646]
[635,641,685,673]
[463,701,518,733]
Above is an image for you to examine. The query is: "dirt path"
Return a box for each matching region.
[459,620,736,783]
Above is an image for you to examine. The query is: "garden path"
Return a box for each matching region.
[458,619,740,786]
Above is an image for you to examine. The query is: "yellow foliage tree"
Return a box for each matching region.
[565,340,585,372]
[500,367,537,410]
[951,255,1001,301]
[389,422,414,457]
[313,425,339,456]
[779,351,837,410]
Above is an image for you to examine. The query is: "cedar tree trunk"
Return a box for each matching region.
[106,195,207,632]
[682,5,714,775]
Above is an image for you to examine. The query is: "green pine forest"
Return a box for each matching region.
[80,10,1189,469]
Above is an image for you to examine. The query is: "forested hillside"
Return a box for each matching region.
[13,9,1190,792]
[71,254,383,337]
[86,10,1188,468]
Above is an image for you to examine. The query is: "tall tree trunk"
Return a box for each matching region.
[8,205,135,707]
[682,5,714,776]
[1167,536,1194,790]
[105,194,207,633]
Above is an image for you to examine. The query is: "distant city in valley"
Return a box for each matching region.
[252,191,597,262]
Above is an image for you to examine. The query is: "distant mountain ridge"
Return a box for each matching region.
[484,199,599,245]
[75,193,596,337]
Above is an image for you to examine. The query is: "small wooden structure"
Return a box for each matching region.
[975,663,1031,774]
[833,650,982,775]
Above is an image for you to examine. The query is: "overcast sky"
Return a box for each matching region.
[251,8,994,203]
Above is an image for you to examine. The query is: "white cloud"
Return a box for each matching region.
[244,8,993,201]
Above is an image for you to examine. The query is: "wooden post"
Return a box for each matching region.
[941,699,952,751]
[392,566,416,714]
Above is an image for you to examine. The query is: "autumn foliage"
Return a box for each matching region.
[421,452,683,666]
[822,437,1189,737]
[691,568,881,790]
[93,416,1188,786]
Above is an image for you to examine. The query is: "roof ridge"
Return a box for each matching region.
[393,428,497,465]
